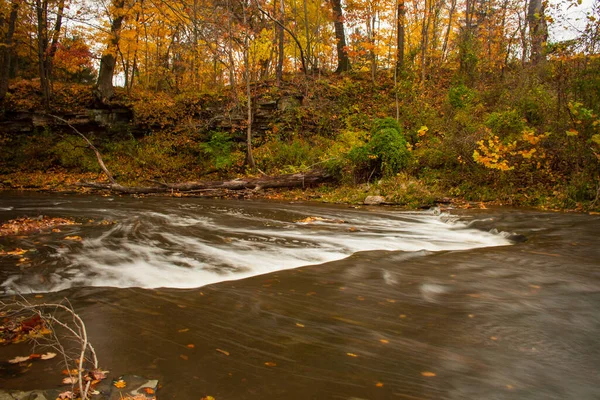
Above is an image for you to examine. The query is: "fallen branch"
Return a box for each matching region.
[46,114,116,185]
[78,169,333,195]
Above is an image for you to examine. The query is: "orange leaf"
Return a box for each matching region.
[216,349,229,356]
[264,362,277,367]
[113,380,126,388]
[187,344,195,348]
[346,353,358,358]
[421,371,436,377]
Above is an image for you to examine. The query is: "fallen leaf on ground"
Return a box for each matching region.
[142,387,155,394]
[57,391,73,399]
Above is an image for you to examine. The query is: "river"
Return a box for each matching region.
[1,193,599,399]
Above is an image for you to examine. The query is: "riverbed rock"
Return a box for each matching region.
[363,196,386,205]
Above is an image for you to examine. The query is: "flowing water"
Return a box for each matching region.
[0,193,599,399]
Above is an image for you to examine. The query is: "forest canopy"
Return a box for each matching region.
[0,0,599,210]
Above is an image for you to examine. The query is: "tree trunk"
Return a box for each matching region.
[243,1,255,169]
[0,1,18,105]
[441,0,456,62]
[331,0,350,73]
[396,0,405,74]
[276,0,284,85]
[528,0,547,65]
[96,0,126,102]
[35,0,50,111]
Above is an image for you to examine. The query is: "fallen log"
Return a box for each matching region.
[78,169,332,195]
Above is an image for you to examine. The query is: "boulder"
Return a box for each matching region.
[363,196,386,205]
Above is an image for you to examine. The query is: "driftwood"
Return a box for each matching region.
[78,169,332,195]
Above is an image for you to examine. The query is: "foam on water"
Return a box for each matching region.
[2,203,513,293]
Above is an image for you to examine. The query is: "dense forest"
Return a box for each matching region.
[0,0,599,210]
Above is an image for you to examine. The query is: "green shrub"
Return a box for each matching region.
[346,117,411,181]
[448,84,476,109]
[200,131,238,171]
[485,109,526,140]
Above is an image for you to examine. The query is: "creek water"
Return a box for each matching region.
[0,193,599,399]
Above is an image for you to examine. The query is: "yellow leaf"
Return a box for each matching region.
[177,328,189,333]
[264,362,277,367]
[379,339,389,344]
[566,129,579,136]
[295,323,305,328]
[346,353,358,358]
[64,236,82,241]
[421,371,436,377]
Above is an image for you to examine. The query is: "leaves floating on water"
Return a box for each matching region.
[375,382,384,387]
[41,352,57,360]
[346,353,358,358]
[8,355,30,364]
[0,216,77,237]
[177,328,189,333]
[216,349,230,356]
[64,236,82,241]
[379,339,389,344]
[114,379,127,388]
[186,344,195,348]
[0,248,28,256]
[62,376,78,385]
[295,216,346,224]
[421,371,436,377]
[179,354,189,360]
[264,362,277,367]
[295,323,305,328]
